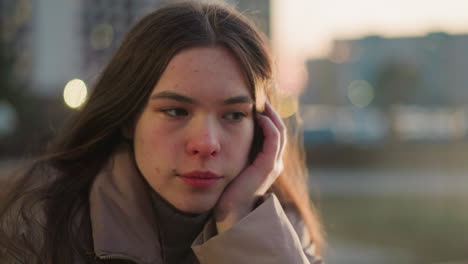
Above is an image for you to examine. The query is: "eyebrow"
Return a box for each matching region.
[150,91,253,105]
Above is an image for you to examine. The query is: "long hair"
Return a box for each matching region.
[0,1,324,262]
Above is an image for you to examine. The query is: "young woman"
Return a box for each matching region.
[0,2,325,263]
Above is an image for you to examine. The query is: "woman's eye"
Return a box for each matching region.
[161,108,188,117]
[224,112,246,121]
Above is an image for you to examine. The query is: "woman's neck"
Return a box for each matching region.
[149,190,211,263]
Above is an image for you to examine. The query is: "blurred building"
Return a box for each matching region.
[31,0,83,95]
[302,32,468,143]
[81,0,165,85]
[0,0,36,141]
[303,32,468,107]
[1,0,34,88]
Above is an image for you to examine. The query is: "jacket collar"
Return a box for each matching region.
[89,144,163,264]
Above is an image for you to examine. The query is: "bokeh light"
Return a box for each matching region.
[273,94,298,118]
[63,79,87,109]
[90,23,114,50]
[347,80,374,108]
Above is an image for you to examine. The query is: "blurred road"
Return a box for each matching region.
[310,167,468,264]
[310,167,468,196]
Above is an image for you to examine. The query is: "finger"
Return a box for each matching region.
[253,113,280,175]
[263,101,287,159]
[264,102,286,155]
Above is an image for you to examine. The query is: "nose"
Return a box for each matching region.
[185,117,221,158]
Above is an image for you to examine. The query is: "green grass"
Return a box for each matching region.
[318,194,468,263]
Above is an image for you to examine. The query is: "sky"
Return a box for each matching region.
[272,0,468,60]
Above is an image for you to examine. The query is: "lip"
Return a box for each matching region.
[178,170,222,188]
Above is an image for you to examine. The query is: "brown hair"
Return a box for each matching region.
[0,1,324,262]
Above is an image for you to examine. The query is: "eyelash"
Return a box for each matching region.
[224,112,247,121]
[160,108,247,122]
[161,108,188,117]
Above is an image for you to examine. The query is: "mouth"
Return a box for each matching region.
[178,170,223,188]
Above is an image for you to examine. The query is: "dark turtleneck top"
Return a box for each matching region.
[150,190,212,264]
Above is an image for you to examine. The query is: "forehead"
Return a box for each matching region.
[154,46,250,98]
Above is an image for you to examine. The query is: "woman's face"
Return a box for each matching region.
[133,46,255,213]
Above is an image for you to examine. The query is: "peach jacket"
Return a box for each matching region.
[89,145,323,264]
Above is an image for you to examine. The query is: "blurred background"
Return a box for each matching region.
[1,0,467,263]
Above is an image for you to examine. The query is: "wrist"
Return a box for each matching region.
[214,195,266,234]
[215,204,251,233]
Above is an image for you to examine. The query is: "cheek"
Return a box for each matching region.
[136,119,174,154]
[226,122,254,156]
[147,127,165,146]
[145,126,182,157]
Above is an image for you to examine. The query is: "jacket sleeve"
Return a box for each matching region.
[191,193,323,264]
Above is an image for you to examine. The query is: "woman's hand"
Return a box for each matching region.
[214,101,286,234]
